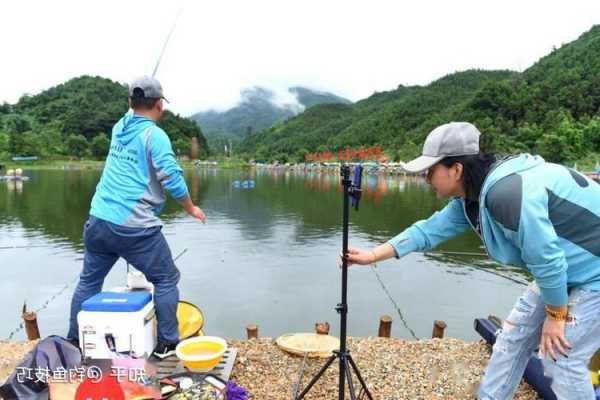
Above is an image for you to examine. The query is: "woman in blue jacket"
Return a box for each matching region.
[346,122,600,400]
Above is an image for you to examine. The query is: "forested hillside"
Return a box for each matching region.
[239,25,600,164]
[0,76,209,160]
[238,70,516,162]
[191,86,351,154]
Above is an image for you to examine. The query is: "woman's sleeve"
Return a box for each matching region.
[387,198,471,258]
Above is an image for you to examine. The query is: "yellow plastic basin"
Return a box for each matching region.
[176,336,227,372]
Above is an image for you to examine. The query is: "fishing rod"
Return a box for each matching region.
[152,7,183,78]
[423,251,529,286]
[426,250,488,257]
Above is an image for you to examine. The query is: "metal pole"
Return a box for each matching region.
[338,164,351,399]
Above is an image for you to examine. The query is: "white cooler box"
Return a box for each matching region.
[78,291,156,359]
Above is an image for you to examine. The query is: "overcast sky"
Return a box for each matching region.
[2,0,599,116]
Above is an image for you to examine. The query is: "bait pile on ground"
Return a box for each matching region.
[0,337,540,399]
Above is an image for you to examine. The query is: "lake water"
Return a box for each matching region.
[0,168,531,341]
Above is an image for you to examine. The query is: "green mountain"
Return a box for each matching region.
[0,76,209,159]
[238,70,516,162]
[190,86,351,149]
[238,25,600,165]
[289,86,352,109]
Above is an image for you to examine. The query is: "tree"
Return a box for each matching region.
[66,134,89,158]
[39,128,65,157]
[91,133,110,159]
[296,148,309,163]
[0,131,9,159]
[4,114,33,134]
[396,140,420,162]
[8,131,24,155]
[20,132,41,156]
[274,153,289,164]
[172,138,191,158]
[536,133,569,163]
[583,116,600,152]
[515,123,543,151]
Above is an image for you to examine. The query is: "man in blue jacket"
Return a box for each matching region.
[346,122,600,399]
[67,76,206,359]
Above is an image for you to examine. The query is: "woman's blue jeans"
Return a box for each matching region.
[478,282,600,400]
[67,216,181,344]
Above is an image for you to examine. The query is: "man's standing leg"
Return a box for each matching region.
[68,217,119,341]
[478,283,547,399]
[121,226,180,357]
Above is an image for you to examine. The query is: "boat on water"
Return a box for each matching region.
[11,156,38,162]
[1,168,29,181]
[0,176,30,181]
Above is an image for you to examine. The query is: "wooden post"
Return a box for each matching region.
[190,137,199,160]
[22,306,40,340]
[378,315,392,338]
[432,320,447,339]
[315,322,330,335]
[246,324,258,340]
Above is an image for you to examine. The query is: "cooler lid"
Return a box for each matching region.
[81,291,152,312]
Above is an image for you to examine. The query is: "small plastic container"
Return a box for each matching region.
[176,336,227,372]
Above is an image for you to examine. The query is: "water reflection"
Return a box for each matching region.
[0,169,474,251]
[5,180,24,194]
[0,168,530,340]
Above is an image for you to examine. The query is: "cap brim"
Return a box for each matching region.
[162,97,170,104]
[400,155,444,173]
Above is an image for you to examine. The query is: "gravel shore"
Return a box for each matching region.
[0,337,540,399]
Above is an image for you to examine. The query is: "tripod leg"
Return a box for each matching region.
[347,355,374,400]
[344,357,358,400]
[293,352,309,399]
[296,354,336,400]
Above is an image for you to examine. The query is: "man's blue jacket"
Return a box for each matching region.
[90,111,189,228]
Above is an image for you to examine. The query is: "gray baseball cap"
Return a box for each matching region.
[400,122,481,173]
[128,76,169,103]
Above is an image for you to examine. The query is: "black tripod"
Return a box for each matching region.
[295,164,373,400]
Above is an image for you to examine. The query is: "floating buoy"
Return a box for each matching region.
[233,180,255,189]
[241,180,255,189]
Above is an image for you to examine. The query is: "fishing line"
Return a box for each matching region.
[6,274,80,340]
[366,251,527,341]
[0,244,57,250]
[424,252,529,286]
[6,248,189,340]
[368,263,419,340]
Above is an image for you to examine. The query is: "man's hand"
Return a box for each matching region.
[539,316,571,361]
[178,196,207,224]
[189,206,207,224]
